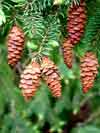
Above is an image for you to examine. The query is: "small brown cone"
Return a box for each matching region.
[80,52,99,93]
[7,25,25,67]
[41,56,61,98]
[67,0,86,45]
[19,61,41,101]
[62,38,74,68]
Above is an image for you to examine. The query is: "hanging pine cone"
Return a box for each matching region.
[62,38,74,68]
[80,52,99,93]
[7,24,25,67]
[41,56,61,98]
[67,0,86,45]
[19,61,41,101]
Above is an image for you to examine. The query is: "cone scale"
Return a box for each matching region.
[7,25,25,67]
[67,0,86,45]
[41,56,61,98]
[80,52,98,93]
[62,39,74,68]
[19,61,41,101]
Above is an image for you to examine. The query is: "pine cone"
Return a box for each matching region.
[62,38,74,68]
[67,0,86,45]
[41,56,61,98]
[80,52,98,93]
[7,25,25,67]
[19,61,41,101]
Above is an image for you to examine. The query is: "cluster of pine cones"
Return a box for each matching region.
[7,0,99,101]
[7,24,61,100]
[7,25,61,100]
[62,0,99,93]
[19,57,61,101]
[62,0,86,68]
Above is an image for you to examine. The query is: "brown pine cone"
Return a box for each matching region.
[80,52,99,93]
[67,0,86,45]
[7,25,25,67]
[19,61,41,101]
[41,56,61,98]
[62,38,74,68]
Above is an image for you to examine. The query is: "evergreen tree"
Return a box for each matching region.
[0,0,100,132]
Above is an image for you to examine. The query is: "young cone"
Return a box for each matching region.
[41,56,61,98]
[80,52,98,93]
[62,38,74,68]
[19,61,41,101]
[7,25,25,67]
[67,0,86,45]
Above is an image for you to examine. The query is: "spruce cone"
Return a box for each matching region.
[62,39,74,68]
[41,56,61,98]
[19,61,41,101]
[80,52,98,93]
[7,25,25,67]
[67,0,86,45]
